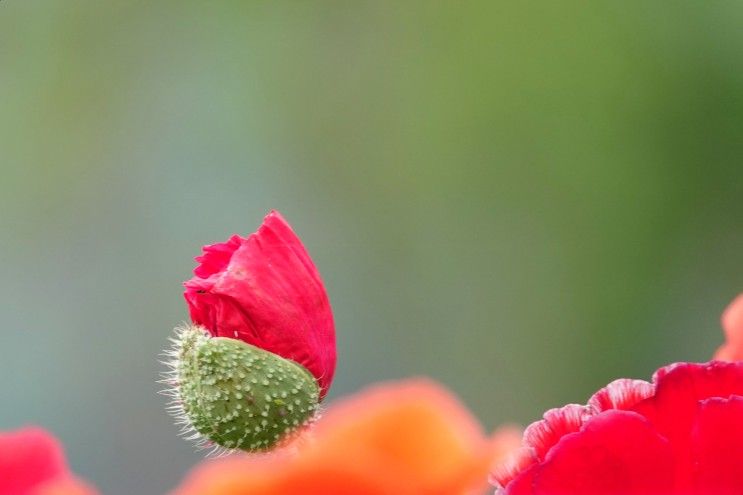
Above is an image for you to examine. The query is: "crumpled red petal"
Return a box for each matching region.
[184,211,336,397]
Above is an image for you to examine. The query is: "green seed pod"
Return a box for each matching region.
[163,325,320,453]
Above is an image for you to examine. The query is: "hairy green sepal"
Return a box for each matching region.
[175,325,320,452]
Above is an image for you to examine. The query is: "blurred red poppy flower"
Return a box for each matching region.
[492,361,743,494]
[493,293,743,494]
[714,293,743,362]
[0,427,97,495]
[183,210,336,398]
[171,379,521,495]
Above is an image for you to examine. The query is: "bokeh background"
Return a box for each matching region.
[1,2,741,493]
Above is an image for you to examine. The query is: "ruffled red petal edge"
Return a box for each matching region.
[492,378,655,489]
[494,363,743,490]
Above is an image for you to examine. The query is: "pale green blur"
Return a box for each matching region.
[0,2,741,494]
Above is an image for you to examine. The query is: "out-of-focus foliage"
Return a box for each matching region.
[0,2,741,494]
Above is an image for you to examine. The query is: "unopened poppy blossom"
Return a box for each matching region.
[183,210,336,396]
[0,427,97,495]
[171,379,521,495]
[164,211,336,453]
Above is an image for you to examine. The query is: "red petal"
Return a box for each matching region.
[515,411,675,495]
[690,395,743,495]
[0,427,68,495]
[184,211,336,397]
[630,361,743,488]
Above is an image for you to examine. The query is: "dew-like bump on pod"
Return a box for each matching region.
[164,324,320,453]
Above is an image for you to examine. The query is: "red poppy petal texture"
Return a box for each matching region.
[690,395,743,495]
[497,360,743,494]
[184,211,336,397]
[630,362,743,486]
[520,411,676,495]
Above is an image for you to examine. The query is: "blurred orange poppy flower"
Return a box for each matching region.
[171,379,520,495]
[714,293,743,361]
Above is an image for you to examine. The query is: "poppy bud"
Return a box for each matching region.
[163,211,335,453]
[165,325,319,452]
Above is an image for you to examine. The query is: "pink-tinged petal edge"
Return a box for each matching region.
[520,411,675,495]
[495,361,743,493]
[523,404,591,461]
[492,378,654,490]
[587,378,655,412]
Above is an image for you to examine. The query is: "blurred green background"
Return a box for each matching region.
[1,2,741,494]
